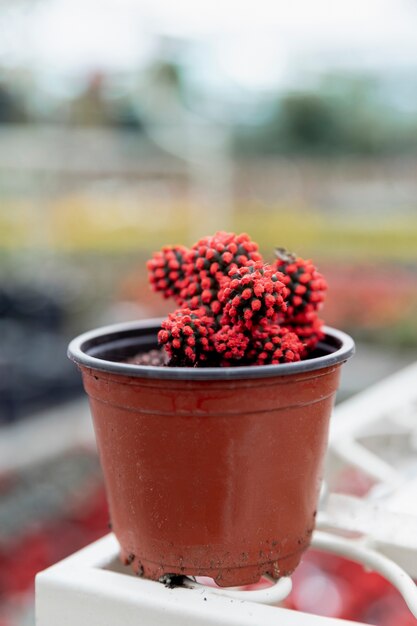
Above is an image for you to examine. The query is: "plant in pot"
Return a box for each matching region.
[68,231,354,587]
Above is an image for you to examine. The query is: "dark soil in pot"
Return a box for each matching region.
[126,348,167,367]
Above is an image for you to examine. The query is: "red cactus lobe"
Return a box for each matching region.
[248,323,304,365]
[147,245,190,302]
[282,310,325,356]
[179,231,263,311]
[158,307,216,366]
[180,272,222,316]
[213,323,250,364]
[273,248,327,317]
[188,231,262,272]
[219,262,288,329]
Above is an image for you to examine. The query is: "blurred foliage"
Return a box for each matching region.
[234,75,417,156]
[279,94,344,153]
[1,64,417,156]
[0,200,416,261]
[0,83,27,124]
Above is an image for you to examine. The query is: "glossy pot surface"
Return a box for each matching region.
[69,320,354,586]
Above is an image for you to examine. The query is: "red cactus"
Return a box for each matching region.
[180,271,223,315]
[283,311,325,356]
[158,307,215,366]
[187,231,262,276]
[180,232,263,313]
[147,245,189,302]
[248,323,304,365]
[149,234,329,367]
[213,323,250,364]
[273,248,327,317]
[219,262,288,329]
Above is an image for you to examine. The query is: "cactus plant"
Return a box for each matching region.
[158,307,215,366]
[219,261,288,330]
[213,323,250,365]
[148,232,327,367]
[248,322,304,365]
[182,231,262,313]
[147,245,189,303]
[283,311,325,356]
[70,231,354,591]
[273,248,327,317]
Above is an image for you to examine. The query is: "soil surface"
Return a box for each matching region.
[126,348,168,367]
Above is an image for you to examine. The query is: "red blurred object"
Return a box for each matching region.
[285,549,415,624]
[0,489,108,597]
[0,451,109,621]
[332,467,376,498]
[323,263,417,331]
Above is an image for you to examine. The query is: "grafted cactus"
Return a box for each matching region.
[213,323,250,365]
[248,323,304,365]
[283,311,325,356]
[219,261,288,329]
[158,307,215,366]
[180,231,263,315]
[273,248,327,317]
[146,245,189,303]
[148,233,327,367]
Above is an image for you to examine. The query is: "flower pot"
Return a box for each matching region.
[68,319,354,587]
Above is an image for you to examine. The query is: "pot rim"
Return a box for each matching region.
[68,318,355,381]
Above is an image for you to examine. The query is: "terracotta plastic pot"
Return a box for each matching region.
[68,319,354,587]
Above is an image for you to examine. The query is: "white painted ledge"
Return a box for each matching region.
[35,534,365,626]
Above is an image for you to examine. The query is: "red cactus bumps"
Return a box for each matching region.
[284,311,325,356]
[180,272,222,315]
[188,231,262,275]
[158,307,215,366]
[147,245,189,302]
[273,248,327,353]
[248,323,304,365]
[219,262,288,329]
[180,232,263,314]
[273,248,327,317]
[213,324,250,365]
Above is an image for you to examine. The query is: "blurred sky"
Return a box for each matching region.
[1,0,417,91]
